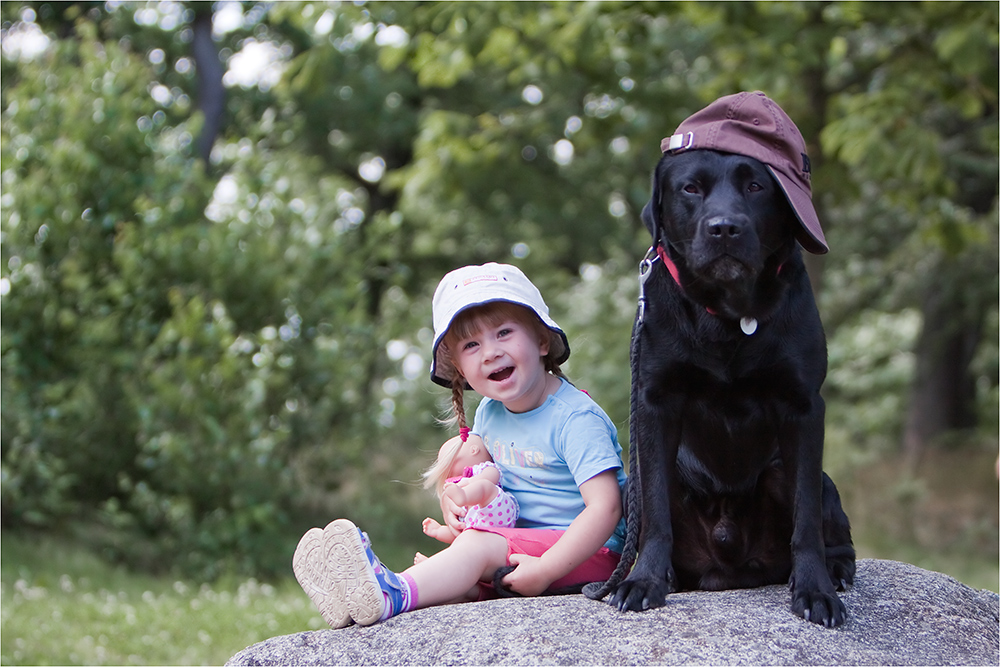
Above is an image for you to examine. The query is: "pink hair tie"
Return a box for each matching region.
[459,427,470,442]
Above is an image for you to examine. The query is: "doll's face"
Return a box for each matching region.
[449,436,491,477]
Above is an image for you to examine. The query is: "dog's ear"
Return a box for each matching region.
[641,160,665,242]
[640,199,657,238]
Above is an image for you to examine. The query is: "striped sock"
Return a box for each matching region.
[379,572,418,621]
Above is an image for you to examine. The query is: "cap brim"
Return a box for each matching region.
[767,166,829,255]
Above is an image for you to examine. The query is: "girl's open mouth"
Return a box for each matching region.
[488,367,514,382]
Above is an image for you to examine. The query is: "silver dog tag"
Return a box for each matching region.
[740,317,758,335]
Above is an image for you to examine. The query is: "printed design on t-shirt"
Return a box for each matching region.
[489,438,546,469]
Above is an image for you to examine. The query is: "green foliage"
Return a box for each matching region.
[2,22,190,522]
[0,8,382,578]
[1,0,996,583]
[826,309,921,452]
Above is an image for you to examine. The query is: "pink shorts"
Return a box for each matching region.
[471,526,620,598]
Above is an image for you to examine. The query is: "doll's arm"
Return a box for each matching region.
[443,476,499,510]
[439,434,486,532]
[471,462,500,486]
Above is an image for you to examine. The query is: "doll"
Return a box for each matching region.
[421,433,519,543]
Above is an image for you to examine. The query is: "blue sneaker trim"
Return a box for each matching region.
[324,519,410,626]
[356,528,409,620]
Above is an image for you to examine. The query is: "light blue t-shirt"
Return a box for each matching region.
[471,378,627,553]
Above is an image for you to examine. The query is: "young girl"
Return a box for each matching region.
[293,262,627,628]
[420,433,519,544]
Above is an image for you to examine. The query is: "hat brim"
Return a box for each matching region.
[430,298,570,388]
[766,165,829,255]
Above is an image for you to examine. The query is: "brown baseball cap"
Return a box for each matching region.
[661,91,828,254]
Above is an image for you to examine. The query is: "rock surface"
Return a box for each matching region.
[227,559,999,666]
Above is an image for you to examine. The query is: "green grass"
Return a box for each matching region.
[1,531,327,666]
[853,537,999,592]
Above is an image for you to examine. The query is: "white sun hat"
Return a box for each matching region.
[430,263,570,388]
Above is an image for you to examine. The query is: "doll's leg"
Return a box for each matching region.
[421,517,459,543]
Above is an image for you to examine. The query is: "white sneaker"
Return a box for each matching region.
[324,518,390,626]
[292,526,352,629]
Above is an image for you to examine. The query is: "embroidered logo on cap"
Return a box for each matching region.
[462,275,499,286]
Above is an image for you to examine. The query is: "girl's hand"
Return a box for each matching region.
[499,470,623,596]
[440,492,466,533]
[502,553,554,597]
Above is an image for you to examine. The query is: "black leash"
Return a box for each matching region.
[581,247,659,601]
[492,249,658,601]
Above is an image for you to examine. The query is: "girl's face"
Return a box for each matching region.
[452,315,558,413]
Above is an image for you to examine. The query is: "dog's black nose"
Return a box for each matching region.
[712,517,737,547]
[707,217,743,238]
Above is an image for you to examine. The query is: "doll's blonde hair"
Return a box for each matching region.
[437,301,567,452]
[421,436,465,498]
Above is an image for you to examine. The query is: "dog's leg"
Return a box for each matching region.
[780,403,848,627]
[609,398,681,611]
[821,472,856,591]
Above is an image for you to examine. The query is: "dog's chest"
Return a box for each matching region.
[651,340,809,482]
[676,347,804,421]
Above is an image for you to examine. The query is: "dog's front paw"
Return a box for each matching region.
[790,587,848,628]
[608,573,676,612]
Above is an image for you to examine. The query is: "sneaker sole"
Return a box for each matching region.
[292,527,352,629]
[325,518,385,626]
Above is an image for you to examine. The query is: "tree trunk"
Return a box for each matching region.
[191,5,225,163]
[799,4,830,298]
[903,255,985,461]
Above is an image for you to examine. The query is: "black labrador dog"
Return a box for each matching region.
[602,93,855,627]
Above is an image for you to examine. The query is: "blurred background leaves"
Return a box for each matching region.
[1,1,996,585]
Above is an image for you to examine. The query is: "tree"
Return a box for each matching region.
[2,1,995,580]
[815,2,998,456]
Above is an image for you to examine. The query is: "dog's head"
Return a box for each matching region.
[642,92,827,317]
[644,150,797,297]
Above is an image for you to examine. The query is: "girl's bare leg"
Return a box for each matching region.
[403,529,508,608]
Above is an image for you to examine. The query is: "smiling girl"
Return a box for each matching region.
[293,263,626,627]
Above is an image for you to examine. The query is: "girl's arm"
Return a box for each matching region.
[502,469,623,596]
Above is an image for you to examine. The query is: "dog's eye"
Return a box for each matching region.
[747,182,763,193]
[683,183,700,195]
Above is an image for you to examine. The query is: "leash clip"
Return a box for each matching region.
[637,247,659,323]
